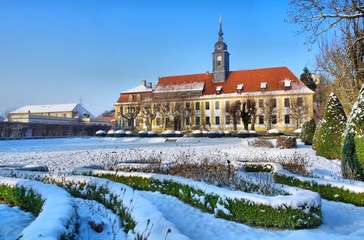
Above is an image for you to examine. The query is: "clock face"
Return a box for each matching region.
[217,56,222,61]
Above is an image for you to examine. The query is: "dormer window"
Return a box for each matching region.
[128,95,133,102]
[261,82,267,90]
[284,80,291,89]
[137,94,142,101]
[216,86,222,94]
[237,84,244,93]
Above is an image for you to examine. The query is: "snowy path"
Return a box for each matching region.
[139,191,364,240]
[0,204,35,240]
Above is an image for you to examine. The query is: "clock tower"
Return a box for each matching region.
[212,17,230,83]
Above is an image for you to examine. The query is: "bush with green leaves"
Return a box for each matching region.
[0,185,43,215]
[313,93,347,159]
[342,84,364,180]
[300,118,316,145]
[83,170,322,229]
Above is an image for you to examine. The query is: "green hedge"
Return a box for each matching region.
[96,173,322,229]
[274,174,364,206]
[0,184,43,215]
[242,162,364,206]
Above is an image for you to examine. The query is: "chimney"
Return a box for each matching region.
[141,80,147,86]
[147,82,152,88]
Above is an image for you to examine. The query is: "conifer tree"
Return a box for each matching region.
[312,93,347,159]
[300,118,316,145]
[300,67,317,91]
[342,84,364,180]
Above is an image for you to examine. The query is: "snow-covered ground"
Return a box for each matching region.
[0,137,363,240]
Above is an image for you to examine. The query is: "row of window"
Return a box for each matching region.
[195,97,303,111]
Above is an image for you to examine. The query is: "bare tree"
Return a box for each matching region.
[260,96,278,130]
[155,101,172,130]
[120,105,141,132]
[289,96,310,129]
[288,0,364,113]
[240,101,250,130]
[141,103,159,131]
[225,100,241,130]
[247,98,257,130]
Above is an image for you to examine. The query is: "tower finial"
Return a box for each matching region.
[218,15,223,41]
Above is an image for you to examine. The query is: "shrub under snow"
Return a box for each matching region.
[300,118,316,145]
[342,84,364,180]
[313,93,347,159]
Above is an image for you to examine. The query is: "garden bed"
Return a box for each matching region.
[74,168,322,229]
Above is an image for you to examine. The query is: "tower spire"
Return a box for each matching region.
[218,15,223,41]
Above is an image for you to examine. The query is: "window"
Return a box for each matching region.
[205,116,210,125]
[271,98,277,108]
[166,117,171,126]
[259,116,264,124]
[261,82,267,89]
[128,95,133,102]
[297,97,303,107]
[225,115,231,124]
[135,118,142,126]
[205,101,210,110]
[284,98,290,107]
[195,116,200,126]
[137,94,142,101]
[271,115,277,124]
[127,119,132,126]
[195,102,200,111]
[259,99,264,108]
[156,117,161,126]
[237,84,244,93]
[215,116,220,125]
[63,114,67,118]
[285,115,290,124]
[225,100,230,109]
[185,117,190,126]
[216,86,222,94]
[185,102,191,109]
[215,101,220,110]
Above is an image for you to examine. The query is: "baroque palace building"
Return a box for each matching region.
[115,19,314,133]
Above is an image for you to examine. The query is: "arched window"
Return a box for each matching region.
[129,95,133,102]
[137,94,142,101]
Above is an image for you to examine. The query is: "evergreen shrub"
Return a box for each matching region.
[312,93,347,159]
[300,119,316,145]
[342,84,364,180]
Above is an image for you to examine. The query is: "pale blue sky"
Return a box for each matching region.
[0,0,315,116]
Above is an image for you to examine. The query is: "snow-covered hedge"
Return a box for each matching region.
[95,130,106,137]
[75,168,322,229]
[242,162,364,206]
[0,177,77,240]
[51,175,189,240]
[237,130,250,138]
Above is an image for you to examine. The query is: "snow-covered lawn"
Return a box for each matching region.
[0,137,363,239]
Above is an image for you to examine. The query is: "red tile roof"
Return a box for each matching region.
[158,66,310,96]
[116,66,313,103]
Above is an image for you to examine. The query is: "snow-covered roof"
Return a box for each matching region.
[122,84,153,94]
[154,82,205,93]
[10,103,95,118]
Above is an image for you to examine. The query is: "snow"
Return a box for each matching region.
[0,137,364,239]
[0,204,35,240]
[0,176,77,239]
[268,129,283,134]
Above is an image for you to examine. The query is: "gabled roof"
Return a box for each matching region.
[155,66,313,96]
[10,103,95,118]
[122,84,153,94]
